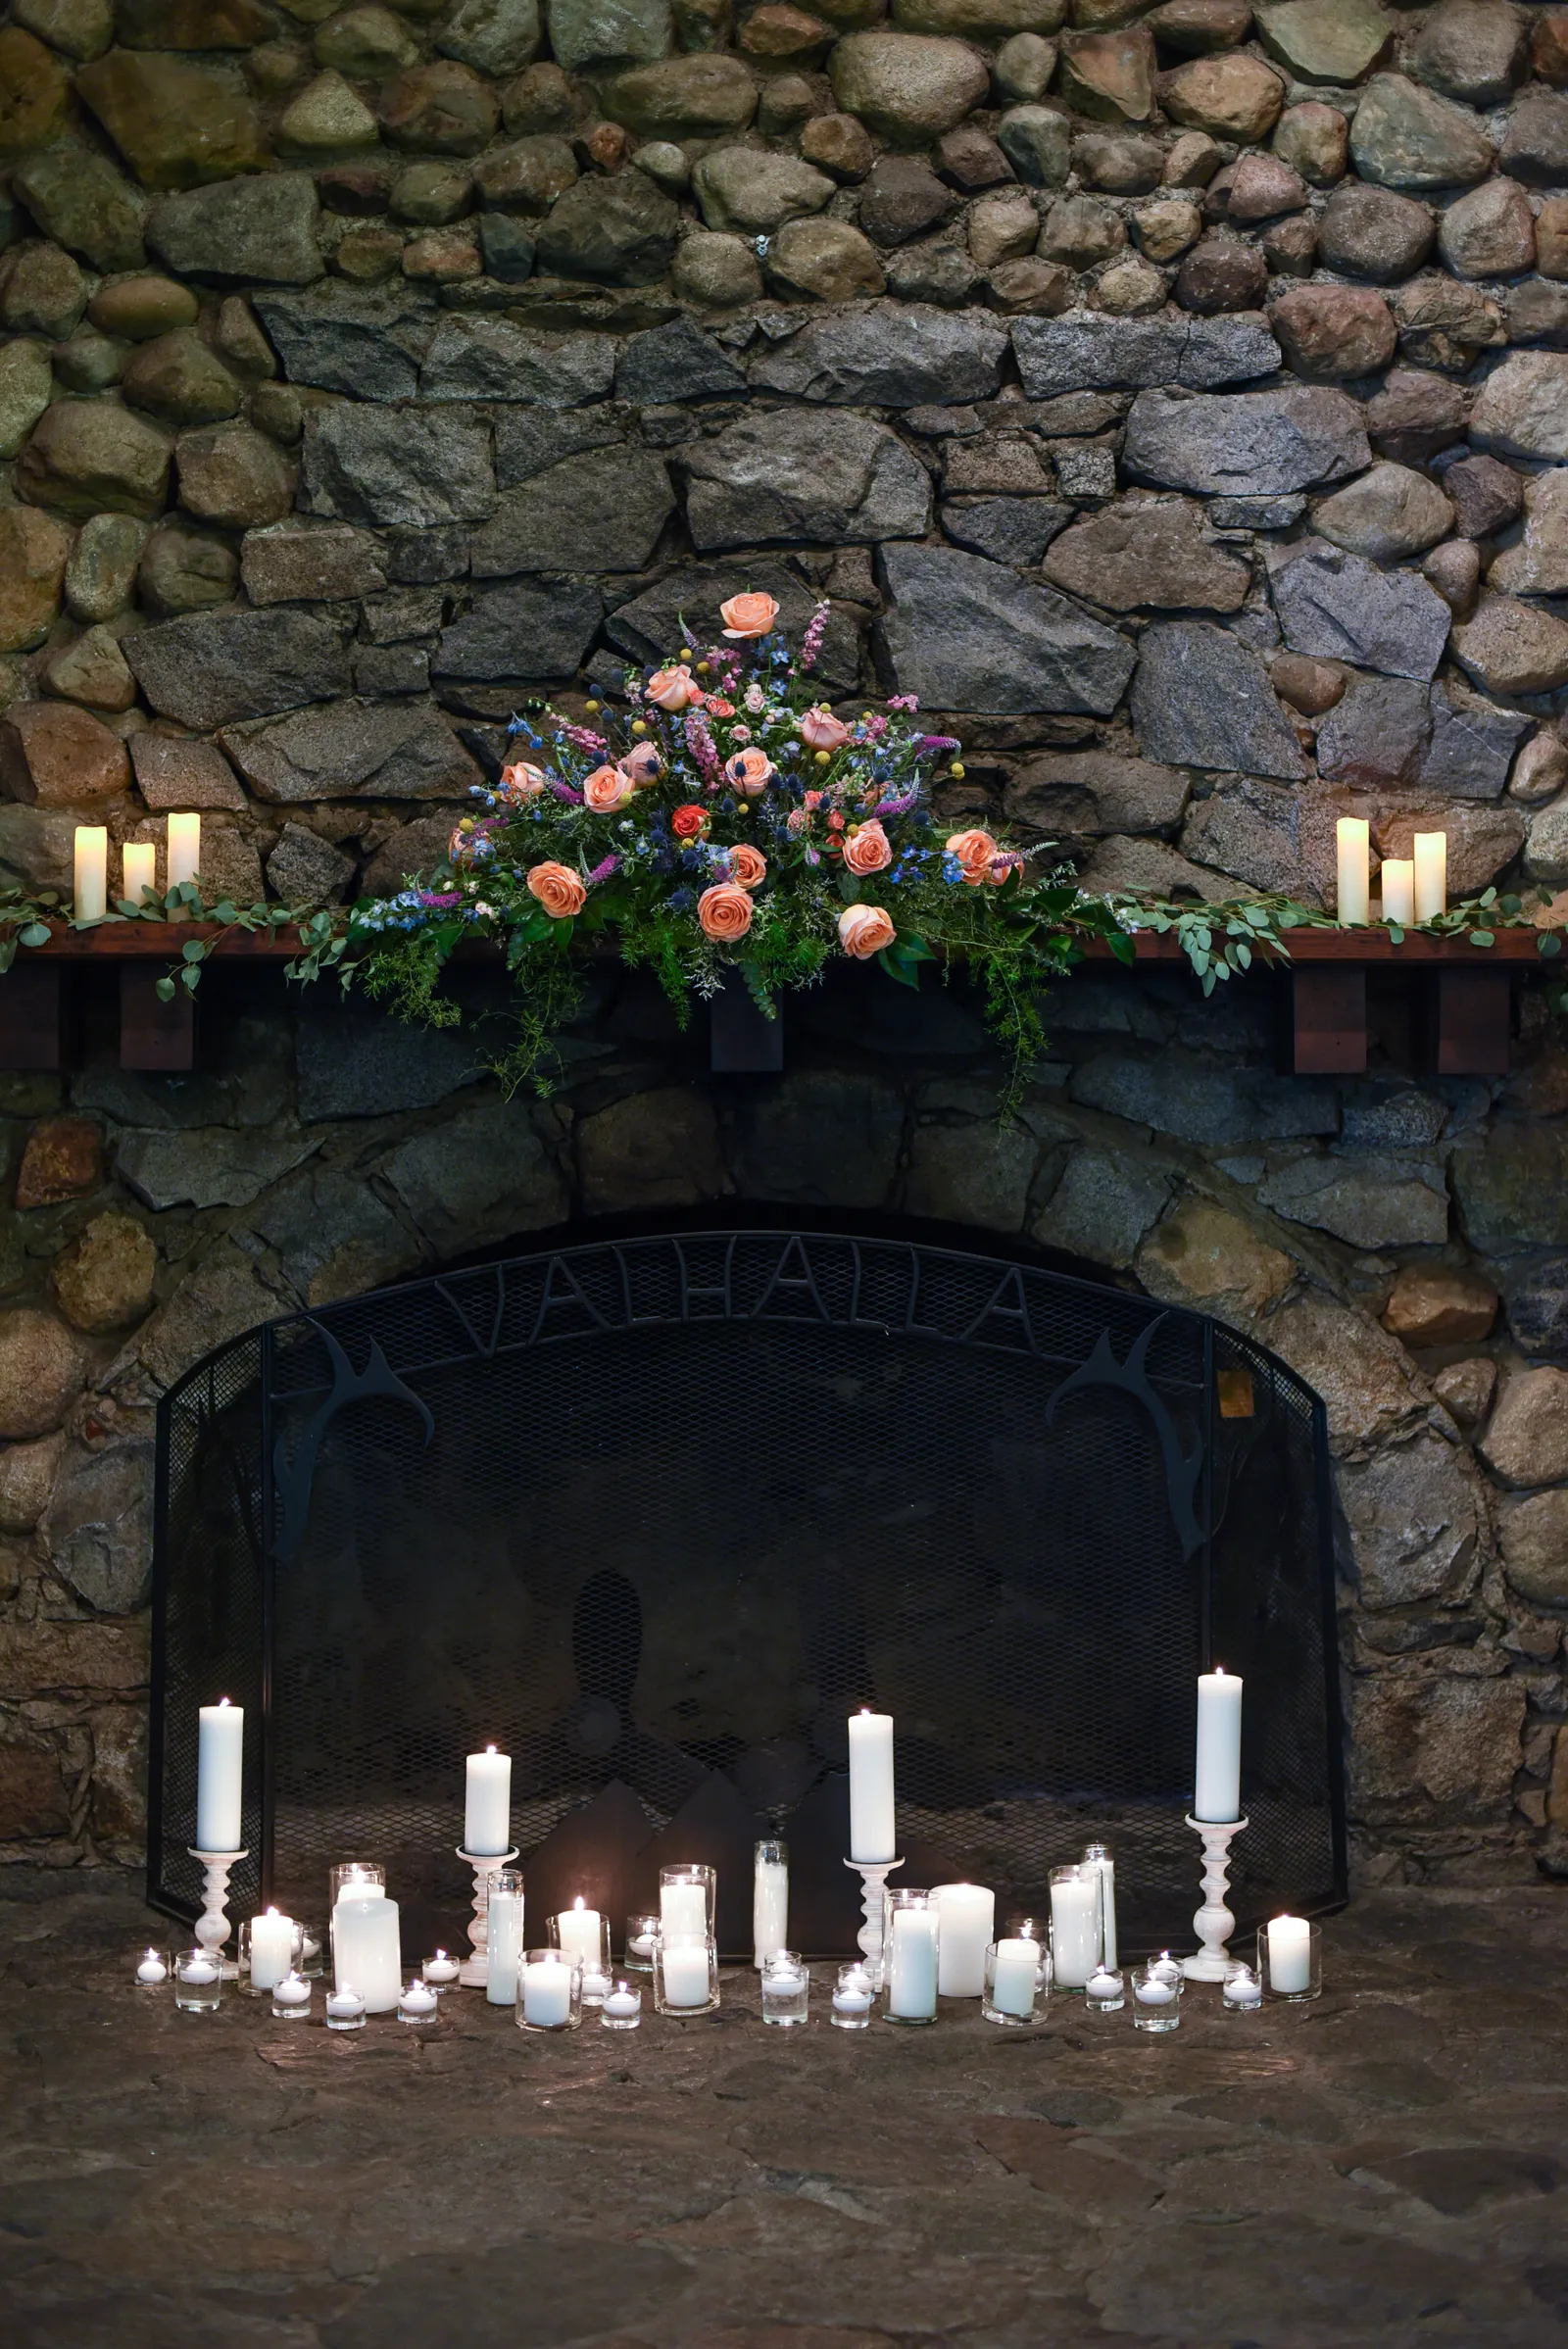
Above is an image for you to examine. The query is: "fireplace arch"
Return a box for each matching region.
[149,1223,1345,1956]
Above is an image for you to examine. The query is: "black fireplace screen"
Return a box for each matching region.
[149,1229,1345,1957]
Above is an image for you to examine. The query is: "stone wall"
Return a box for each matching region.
[2,0,1568,1883]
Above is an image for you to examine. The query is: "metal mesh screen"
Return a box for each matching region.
[150,1230,1345,1957]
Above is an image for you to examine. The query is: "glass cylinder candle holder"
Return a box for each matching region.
[486,1867,525,2009]
[754,1837,789,1969]
[297,1923,324,1981]
[271,1970,312,2022]
[1132,1962,1182,2032]
[831,1963,874,2029]
[328,1861,385,1907]
[518,1948,581,2032]
[760,1949,809,2028]
[1085,1965,1124,2014]
[325,1985,366,2031]
[659,1864,715,1941]
[1004,1917,1054,1995]
[1049,1863,1102,1993]
[1222,1959,1262,2013]
[133,1945,170,1987]
[398,1978,440,2027]
[653,1932,719,2017]
[549,1903,612,2004]
[422,1949,461,1995]
[173,1946,222,2012]
[1258,1917,1320,2002]
[881,1889,938,2025]
[240,1910,304,1998]
[624,1912,659,1975]
[601,1979,642,2031]
[983,1935,1046,2026]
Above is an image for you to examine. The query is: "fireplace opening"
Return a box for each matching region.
[149,1222,1346,1958]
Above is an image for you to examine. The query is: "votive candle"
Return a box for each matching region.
[1336,817,1369,925]
[74,826,108,923]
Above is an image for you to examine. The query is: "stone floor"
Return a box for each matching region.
[2,1873,1565,2349]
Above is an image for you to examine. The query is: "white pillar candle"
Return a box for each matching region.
[464,1744,512,1856]
[660,1941,712,2008]
[196,1697,243,1850]
[1195,1667,1244,1823]
[74,825,108,924]
[522,1956,573,2026]
[932,1883,995,1998]
[848,1709,896,1863]
[167,811,201,891]
[1336,817,1369,925]
[486,1883,522,2006]
[1084,1846,1117,1971]
[753,1853,789,1968]
[1049,1871,1102,1988]
[555,1899,601,1966]
[332,1891,401,2013]
[661,1880,709,1938]
[248,1907,295,1991]
[122,841,157,903]
[1412,830,1446,921]
[1381,857,1415,925]
[886,1906,939,2018]
[1267,1914,1312,1994]
[990,1936,1040,2019]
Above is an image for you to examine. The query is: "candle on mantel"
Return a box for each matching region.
[1336,817,1369,926]
[196,1696,243,1851]
[1413,830,1446,921]
[1380,858,1415,926]
[122,841,157,904]
[1194,1666,1244,1824]
[167,812,201,891]
[464,1743,511,1856]
[74,826,108,924]
[848,1708,896,1864]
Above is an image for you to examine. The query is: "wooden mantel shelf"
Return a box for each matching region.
[0,922,1552,1078]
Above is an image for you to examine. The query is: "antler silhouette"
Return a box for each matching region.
[272,1323,434,1563]
[1045,1316,1206,1560]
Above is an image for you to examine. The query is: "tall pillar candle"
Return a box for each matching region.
[848,1709,896,1863]
[886,1905,938,2019]
[74,826,108,924]
[464,1744,512,1856]
[1049,1867,1102,1989]
[932,1883,995,1998]
[1381,858,1415,925]
[196,1697,244,1850]
[1194,1667,1244,1823]
[1413,831,1446,921]
[168,812,201,891]
[1335,818,1369,925]
[122,842,157,904]
[486,1873,523,2007]
[333,1891,401,2012]
[753,1840,788,1968]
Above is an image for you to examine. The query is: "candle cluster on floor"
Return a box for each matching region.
[151,1670,1324,2036]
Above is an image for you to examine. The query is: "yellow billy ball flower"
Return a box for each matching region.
[814,749,830,765]
[681,648,694,662]
[458,816,474,833]
[631,718,648,736]
[696,659,711,674]
[584,699,600,713]
[950,760,966,779]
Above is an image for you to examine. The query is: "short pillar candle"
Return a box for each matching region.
[1413,831,1446,921]
[167,812,201,891]
[122,841,157,903]
[1381,858,1415,925]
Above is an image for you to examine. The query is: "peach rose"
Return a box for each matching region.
[527,861,587,918]
[499,759,546,801]
[646,665,703,712]
[843,820,892,877]
[449,823,474,862]
[947,827,1002,885]
[719,592,780,640]
[839,904,896,959]
[618,741,662,785]
[729,842,767,890]
[697,882,755,942]
[800,707,851,753]
[724,746,773,797]
[582,762,635,813]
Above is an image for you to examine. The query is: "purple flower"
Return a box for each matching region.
[873,790,920,818]
[563,725,607,754]
[549,779,583,804]
[917,734,961,753]
[586,854,619,884]
[685,708,720,779]
[799,599,830,673]
[415,890,463,909]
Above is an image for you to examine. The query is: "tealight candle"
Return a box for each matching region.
[1086,1965,1124,2012]
[1135,1978,1175,2005]
[602,1982,641,2030]
[181,1956,218,1984]
[135,1949,167,1985]
[422,1950,460,1990]
[580,1968,612,2004]
[167,811,201,892]
[326,1985,366,2031]
[1150,1950,1182,1984]
[272,1971,311,2019]
[398,1979,439,2024]
[831,1972,874,2029]
[1223,1964,1262,2009]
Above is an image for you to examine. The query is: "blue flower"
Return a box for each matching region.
[668,886,696,911]
[942,855,962,884]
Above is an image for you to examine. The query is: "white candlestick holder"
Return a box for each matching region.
[456,1846,519,1987]
[843,1855,902,1989]
[1181,1815,1248,1982]
[188,1846,247,1979]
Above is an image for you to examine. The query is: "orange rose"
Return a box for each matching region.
[724,746,773,797]
[671,803,708,839]
[719,592,780,640]
[843,820,892,877]
[729,843,767,890]
[499,759,546,801]
[582,762,635,813]
[800,706,851,753]
[697,882,755,942]
[839,904,895,958]
[527,861,586,918]
[646,665,703,712]
[947,827,1002,885]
